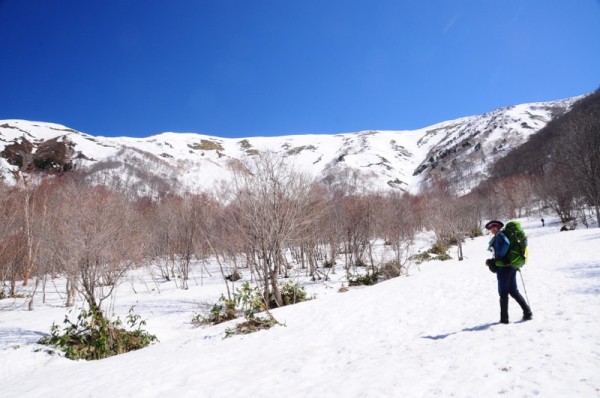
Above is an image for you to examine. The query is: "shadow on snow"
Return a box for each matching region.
[421,322,498,340]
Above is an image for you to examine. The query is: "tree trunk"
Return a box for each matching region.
[66,277,76,307]
[22,189,32,286]
[27,277,40,311]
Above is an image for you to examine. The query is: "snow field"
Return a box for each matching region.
[1,217,599,397]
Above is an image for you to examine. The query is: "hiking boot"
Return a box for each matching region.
[512,291,532,321]
[500,295,509,324]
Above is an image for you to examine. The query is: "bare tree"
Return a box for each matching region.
[493,175,536,219]
[535,164,577,223]
[0,174,51,289]
[228,152,320,307]
[148,193,218,290]
[144,196,179,284]
[375,191,417,269]
[290,183,329,279]
[420,179,481,260]
[0,183,23,296]
[488,89,600,226]
[421,180,456,244]
[320,188,346,275]
[557,108,600,226]
[339,194,374,275]
[170,195,199,289]
[49,180,146,318]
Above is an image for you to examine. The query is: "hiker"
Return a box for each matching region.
[485,220,533,324]
[541,218,545,227]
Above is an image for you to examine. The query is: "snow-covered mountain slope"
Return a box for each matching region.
[0,96,581,196]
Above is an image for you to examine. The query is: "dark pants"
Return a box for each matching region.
[497,266,520,297]
[496,266,532,322]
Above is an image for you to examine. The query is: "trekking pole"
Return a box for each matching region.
[518,269,530,306]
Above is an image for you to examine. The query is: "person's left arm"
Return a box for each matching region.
[494,232,510,259]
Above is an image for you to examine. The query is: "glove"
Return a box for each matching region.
[485,258,497,273]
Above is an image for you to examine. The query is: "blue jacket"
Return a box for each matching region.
[490,232,510,266]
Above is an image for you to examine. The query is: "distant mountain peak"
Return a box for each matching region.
[0,96,581,197]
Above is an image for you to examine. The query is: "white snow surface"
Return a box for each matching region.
[1,217,599,397]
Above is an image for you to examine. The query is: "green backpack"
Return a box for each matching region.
[502,221,528,268]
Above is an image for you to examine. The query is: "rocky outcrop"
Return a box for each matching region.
[1,138,34,169]
[0,136,75,173]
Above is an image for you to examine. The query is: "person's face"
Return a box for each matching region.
[489,225,499,235]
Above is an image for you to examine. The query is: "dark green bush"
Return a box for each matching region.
[198,282,270,329]
[412,251,432,263]
[0,287,27,300]
[412,242,453,264]
[280,282,308,306]
[233,282,265,319]
[224,317,278,338]
[194,295,237,326]
[224,282,280,338]
[435,252,452,261]
[348,269,381,286]
[39,307,157,361]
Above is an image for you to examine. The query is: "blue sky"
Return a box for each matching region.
[1,1,599,138]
